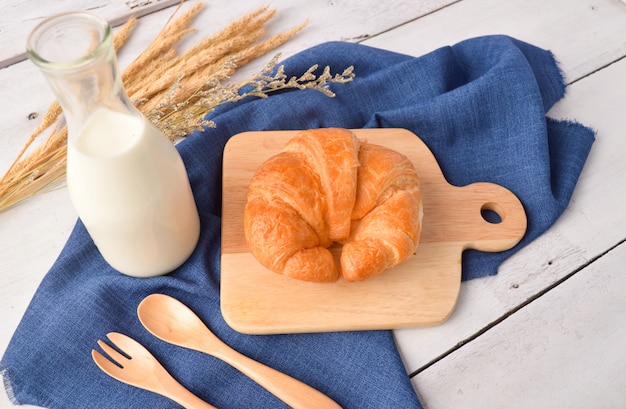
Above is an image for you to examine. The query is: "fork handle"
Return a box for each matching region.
[212,344,342,409]
[158,375,217,409]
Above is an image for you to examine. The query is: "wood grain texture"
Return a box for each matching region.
[220,129,526,334]
[414,236,626,409]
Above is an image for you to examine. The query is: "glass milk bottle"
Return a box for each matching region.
[26,11,200,277]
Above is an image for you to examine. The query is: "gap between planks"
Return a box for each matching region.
[0,0,181,69]
[348,0,464,43]
[408,235,626,379]
[568,54,626,86]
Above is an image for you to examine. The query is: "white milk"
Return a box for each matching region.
[66,108,200,277]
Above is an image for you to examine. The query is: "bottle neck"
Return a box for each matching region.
[26,11,138,134]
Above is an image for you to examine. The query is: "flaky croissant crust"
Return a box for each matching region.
[244,128,423,283]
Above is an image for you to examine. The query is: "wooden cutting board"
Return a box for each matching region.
[220,128,527,334]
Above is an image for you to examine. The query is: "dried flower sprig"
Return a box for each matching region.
[0,3,355,213]
[148,54,355,139]
[244,57,356,98]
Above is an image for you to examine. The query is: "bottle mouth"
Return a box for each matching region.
[26,11,112,72]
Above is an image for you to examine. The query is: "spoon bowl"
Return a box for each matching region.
[137,293,220,352]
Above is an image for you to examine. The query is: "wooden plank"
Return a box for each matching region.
[363,0,626,83]
[395,47,626,374]
[0,0,458,69]
[0,0,182,69]
[413,240,626,409]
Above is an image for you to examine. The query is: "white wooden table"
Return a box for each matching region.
[2,1,625,408]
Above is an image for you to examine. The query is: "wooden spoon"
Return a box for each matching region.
[137,294,342,409]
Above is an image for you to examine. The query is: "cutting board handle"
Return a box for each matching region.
[453,181,527,253]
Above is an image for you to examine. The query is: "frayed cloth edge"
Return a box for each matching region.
[1,368,21,406]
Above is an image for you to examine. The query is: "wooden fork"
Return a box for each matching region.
[92,332,216,409]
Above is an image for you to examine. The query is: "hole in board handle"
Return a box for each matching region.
[480,202,504,224]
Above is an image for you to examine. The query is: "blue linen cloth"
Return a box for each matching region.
[1,36,594,408]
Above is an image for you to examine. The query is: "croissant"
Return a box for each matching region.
[244,128,423,283]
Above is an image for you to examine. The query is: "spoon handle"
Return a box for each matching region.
[213,344,342,409]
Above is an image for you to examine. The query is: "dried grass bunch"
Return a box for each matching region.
[0,3,355,212]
